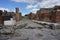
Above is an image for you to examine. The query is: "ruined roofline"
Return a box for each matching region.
[40,8,53,10]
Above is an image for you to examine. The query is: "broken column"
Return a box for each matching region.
[15,8,22,21]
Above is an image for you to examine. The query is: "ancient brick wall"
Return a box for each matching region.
[41,13,50,22]
[51,6,60,23]
[37,8,52,22]
[55,10,60,23]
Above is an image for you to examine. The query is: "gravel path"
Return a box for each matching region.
[16,19,44,28]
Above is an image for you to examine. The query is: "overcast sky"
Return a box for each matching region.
[0,0,60,15]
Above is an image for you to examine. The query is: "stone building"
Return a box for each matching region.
[0,10,15,26]
[42,13,51,22]
[15,8,22,21]
[8,12,15,20]
[2,10,16,26]
[36,8,52,22]
[40,8,52,22]
[28,12,35,20]
[3,10,13,21]
[51,6,60,23]
[35,6,60,23]
[27,6,60,23]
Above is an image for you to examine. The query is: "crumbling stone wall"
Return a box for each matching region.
[51,6,60,23]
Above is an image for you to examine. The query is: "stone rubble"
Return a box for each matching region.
[0,19,60,40]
